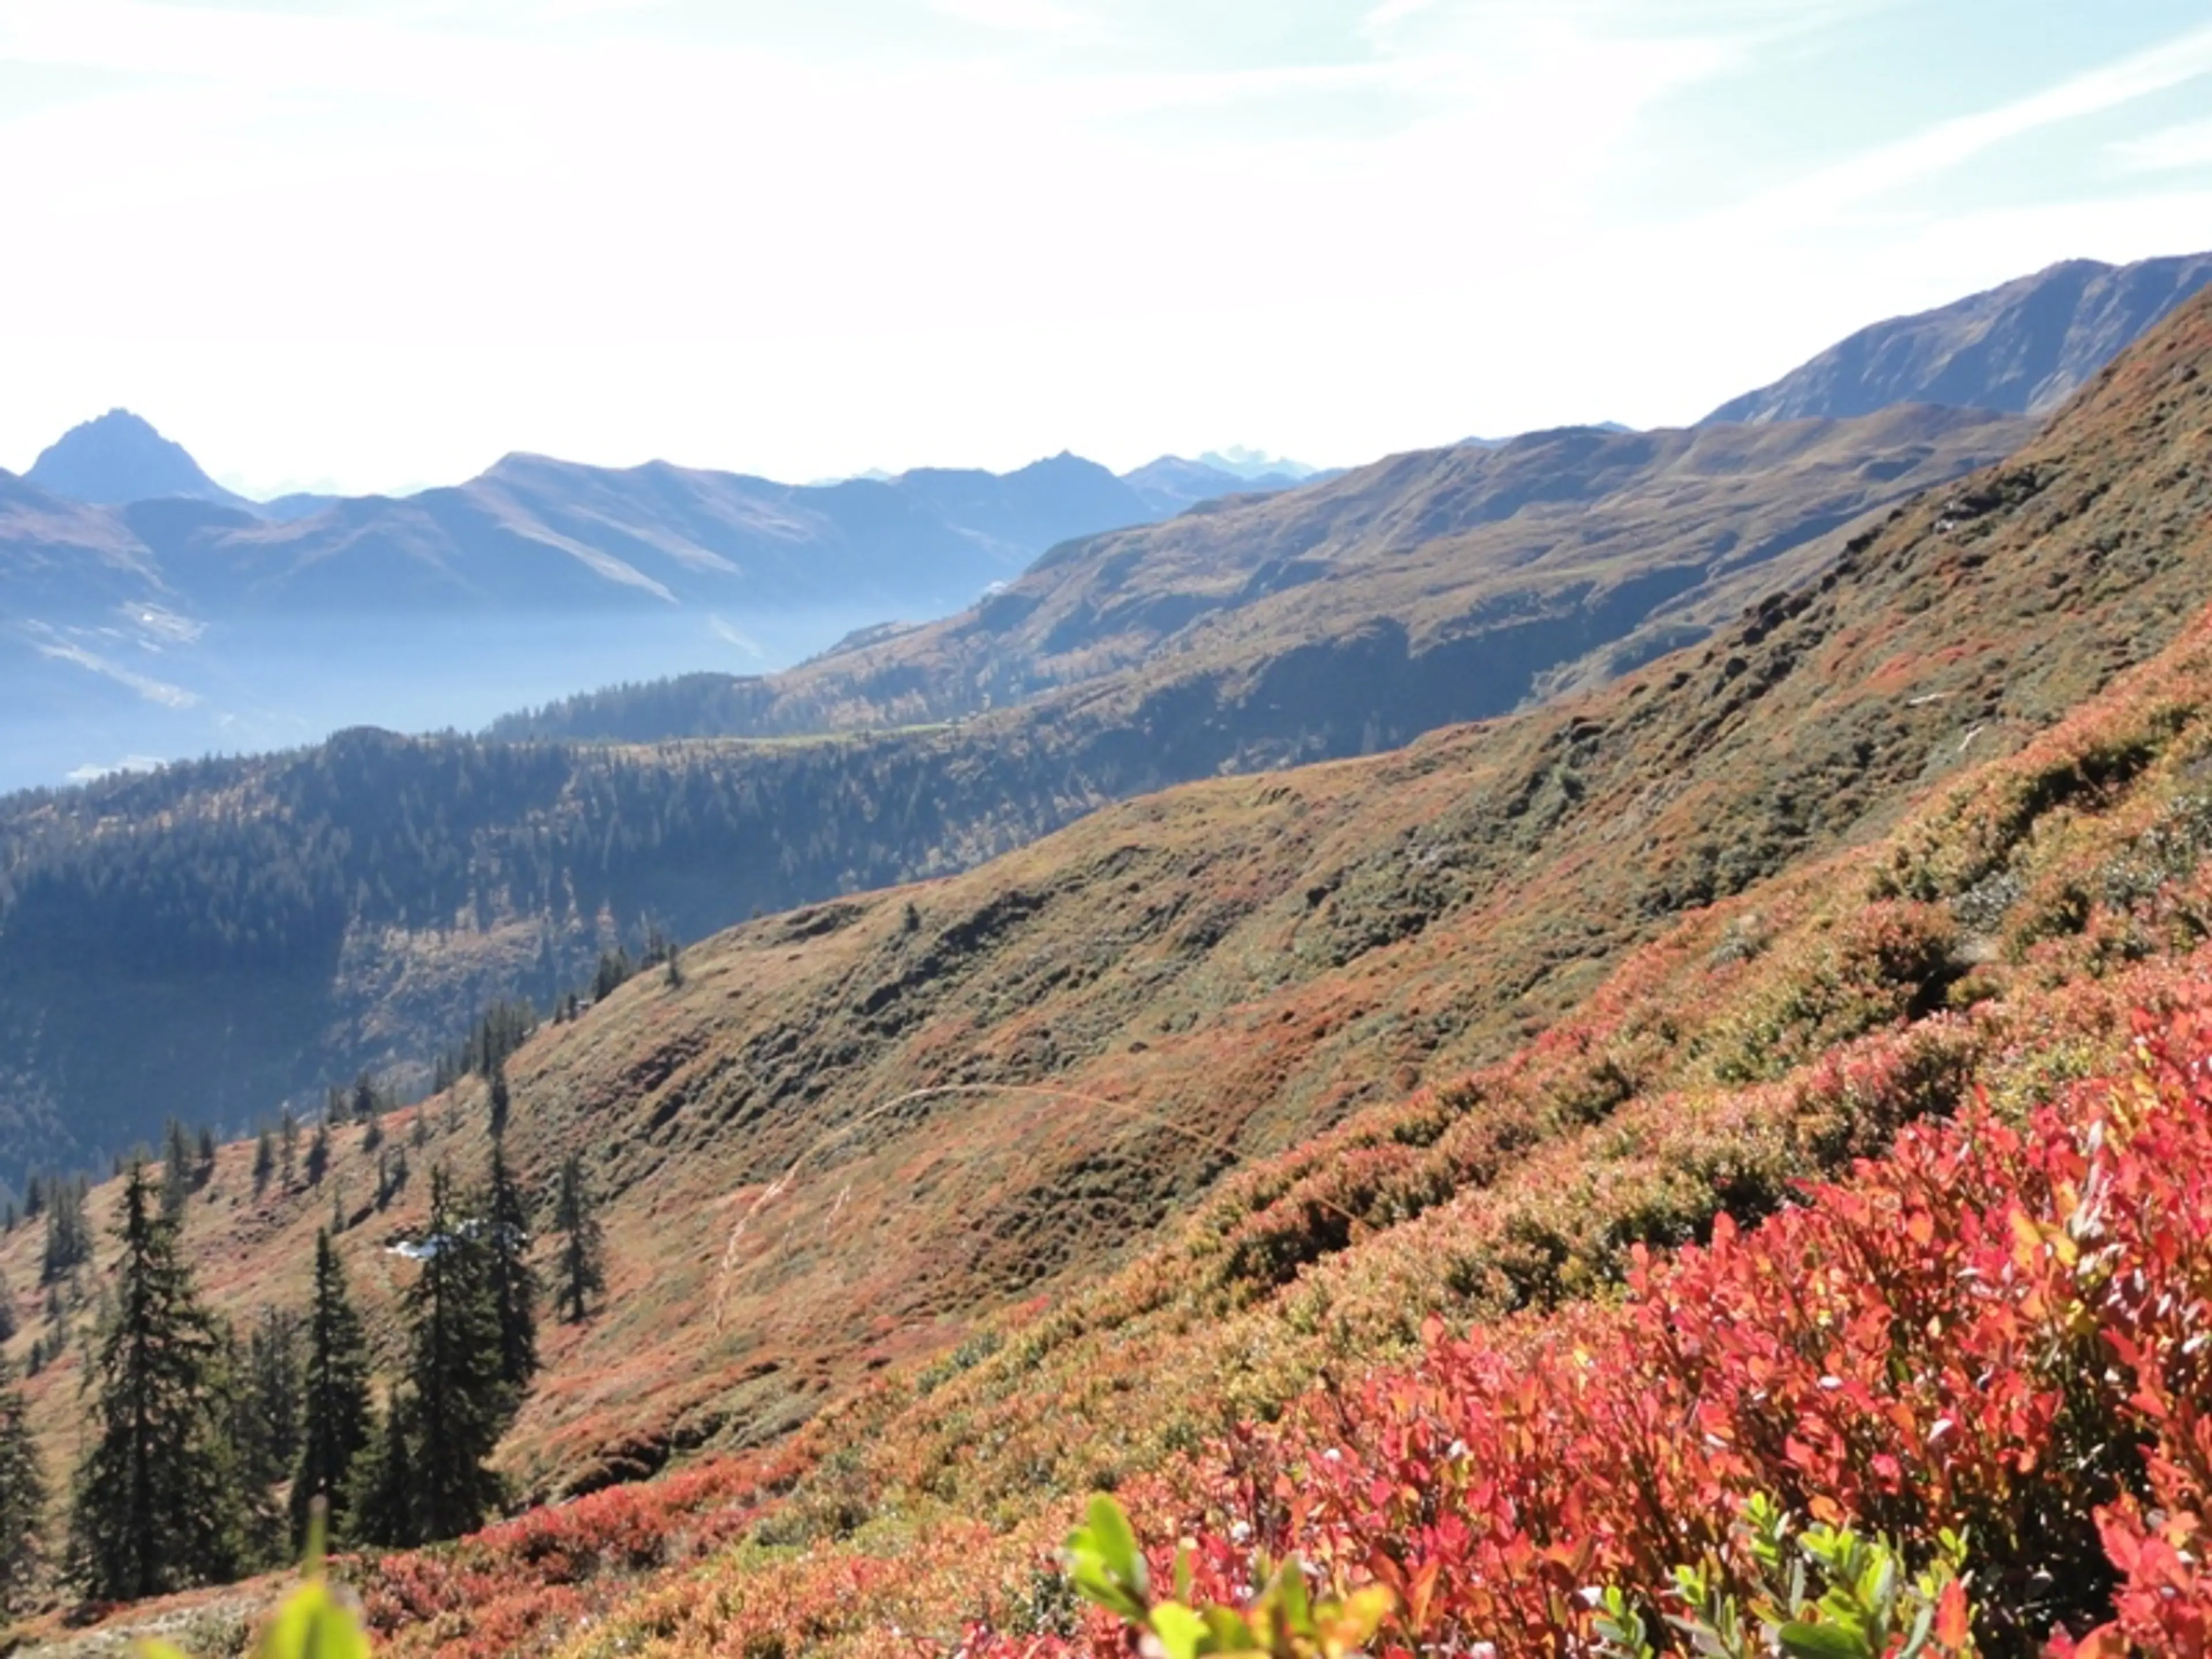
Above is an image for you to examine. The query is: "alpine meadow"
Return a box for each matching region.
[3,8,2212,1659]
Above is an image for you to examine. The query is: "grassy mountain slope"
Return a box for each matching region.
[1707,249,2212,423]
[14,282,2212,1658]
[491,406,2028,753]
[0,406,2031,1176]
[8,289,2209,1631]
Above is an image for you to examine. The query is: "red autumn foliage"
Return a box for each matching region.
[983,993,2212,1659]
[348,1444,809,1658]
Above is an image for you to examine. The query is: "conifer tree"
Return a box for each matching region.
[195,1125,218,1185]
[241,1309,304,1498]
[292,1232,370,1547]
[403,1168,507,1540]
[252,1128,275,1195]
[40,1181,89,1285]
[305,1119,330,1187]
[345,1385,418,1549]
[279,1108,299,1188]
[0,1267,16,1344]
[552,1154,606,1324]
[212,1321,284,1569]
[66,1164,245,1600]
[162,1118,194,1215]
[482,1142,538,1390]
[487,1059,511,1140]
[0,1353,43,1612]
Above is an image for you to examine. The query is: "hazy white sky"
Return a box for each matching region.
[3,0,2209,495]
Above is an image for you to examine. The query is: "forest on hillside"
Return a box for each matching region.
[0,722,1128,1183]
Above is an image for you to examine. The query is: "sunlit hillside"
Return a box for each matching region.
[6,281,2212,1659]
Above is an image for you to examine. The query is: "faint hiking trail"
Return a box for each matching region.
[711,1080,1363,1330]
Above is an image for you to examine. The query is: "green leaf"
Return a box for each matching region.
[1149,1601,1209,1659]
[1778,1620,1874,1659]
[256,1581,373,1659]
[1069,1558,1148,1621]
[1201,1605,1259,1653]
[1086,1494,1150,1603]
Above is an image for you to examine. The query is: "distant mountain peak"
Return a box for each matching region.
[1196,446,1321,481]
[1704,249,2212,425]
[26,408,251,510]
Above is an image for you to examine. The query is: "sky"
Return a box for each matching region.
[2,0,2209,496]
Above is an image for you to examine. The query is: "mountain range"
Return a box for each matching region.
[5,252,2210,1184]
[0,429,1314,790]
[491,404,2028,755]
[3,250,2200,797]
[7,269,2212,1658]
[1705,249,2212,423]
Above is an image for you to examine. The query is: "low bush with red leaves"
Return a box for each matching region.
[986,994,2212,1659]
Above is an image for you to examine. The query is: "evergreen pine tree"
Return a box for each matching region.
[305,1119,330,1187]
[344,1385,418,1549]
[0,1353,44,1612]
[403,1168,507,1541]
[252,1128,275,1196]
[243,1308,304,1479]
[162,1118,194,1215]
[211,1321,283,1570]
[279,1108,299,1188]
[291,1232,371,1547]
[487,1059,511,1139]
[552,1154,606,1324]
[195,1125,218,1185]
[482,1143,537,1389]
[65,1164,245,1600]
[0,1268,16,1344]
[39,1181,90,1285]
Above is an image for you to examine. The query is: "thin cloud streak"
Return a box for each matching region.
[2114,116,2212,173]
[1743,18,2212,221]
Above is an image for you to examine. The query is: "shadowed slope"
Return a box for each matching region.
[9,289,2200,1530]
[493,406,2030,751]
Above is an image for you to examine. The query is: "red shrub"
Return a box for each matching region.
[986,993,2212,1658]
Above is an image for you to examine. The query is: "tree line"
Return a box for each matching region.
[0,717,1110,1183]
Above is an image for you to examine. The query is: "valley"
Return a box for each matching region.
[4,262,2212,1659]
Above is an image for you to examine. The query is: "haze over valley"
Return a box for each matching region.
[7,6,2212,1655]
